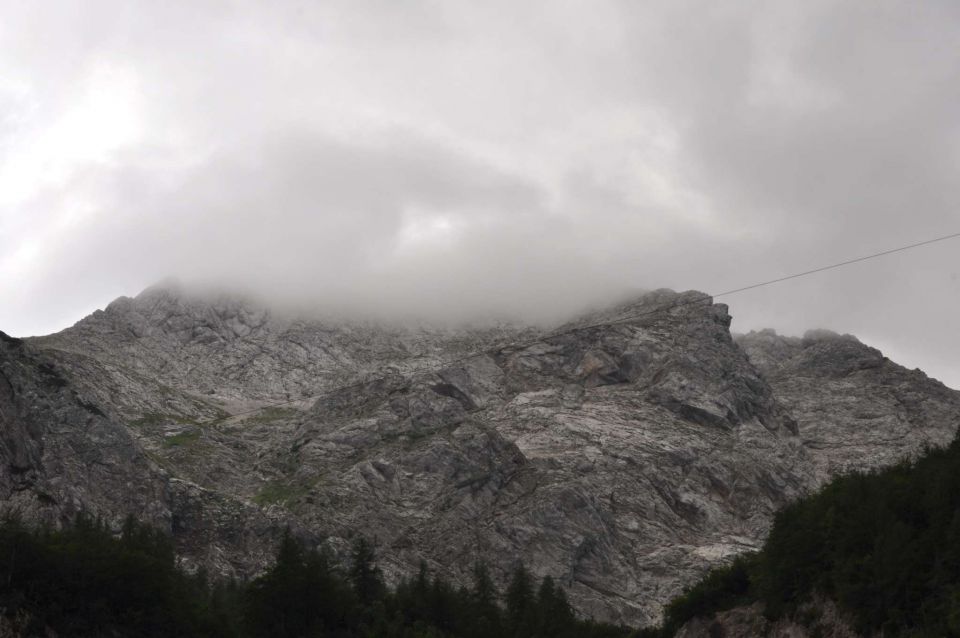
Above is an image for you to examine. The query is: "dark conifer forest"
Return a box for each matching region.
[656,434,960,637]
[0,514,632,637]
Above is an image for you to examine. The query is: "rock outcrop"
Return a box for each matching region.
[1,286,956,627]
[0,329,169,529]
[0,326,304,581]
[736,328,959,481]
[675,599,859,638]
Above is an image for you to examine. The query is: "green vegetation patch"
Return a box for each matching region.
[252,479,313,507]
[162,428,201,448]
[244,406,299,425]
[194,404,230,425]
[130,412,200,428]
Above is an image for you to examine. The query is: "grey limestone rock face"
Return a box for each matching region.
[736,328,960,481]
[33,284,527,411]
[1,287,957,627]
[0,329,294,581]
[0,330,171,532]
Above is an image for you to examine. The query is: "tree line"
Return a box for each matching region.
[654,433,960,636]
[12,431,960,637]
[0,514,634,637]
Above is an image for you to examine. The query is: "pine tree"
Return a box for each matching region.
[275,528,305,575]
[505,563,534,636]
[350,536,386,606]
[469,562,502,638]
[535,576,575,637]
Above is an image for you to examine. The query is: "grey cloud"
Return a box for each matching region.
[0,0,958,387]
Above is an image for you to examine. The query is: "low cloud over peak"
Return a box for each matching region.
[1,0,958,388]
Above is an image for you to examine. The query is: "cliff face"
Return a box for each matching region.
[0,330,170,528]
[0,328,310,582]
[736,328,959,481]
[3,287,957,626]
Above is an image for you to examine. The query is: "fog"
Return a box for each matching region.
[1,1,958,387]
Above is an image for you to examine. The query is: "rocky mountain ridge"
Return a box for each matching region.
[2,286,958,627]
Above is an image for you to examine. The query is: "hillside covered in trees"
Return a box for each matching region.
[656,434,960,636]
[0,514,632,637]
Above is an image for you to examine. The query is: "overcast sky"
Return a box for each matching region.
[1,0,958,388]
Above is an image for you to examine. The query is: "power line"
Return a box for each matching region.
[203,230,960,424]
[712,231,960,298]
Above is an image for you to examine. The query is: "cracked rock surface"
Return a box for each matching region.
[2,286,957,627]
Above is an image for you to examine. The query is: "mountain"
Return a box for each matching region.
[2,285,957,627]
